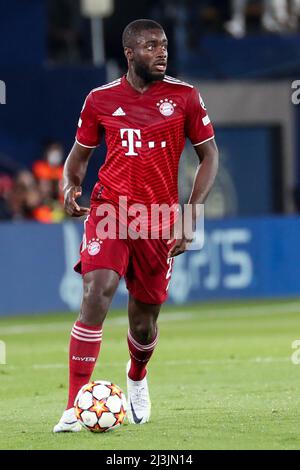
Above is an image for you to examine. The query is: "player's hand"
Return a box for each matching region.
[167,235,193,258]
[167,215,194,258]
[64,185,90,217]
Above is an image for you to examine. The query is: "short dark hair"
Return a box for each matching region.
[122,19,164,48]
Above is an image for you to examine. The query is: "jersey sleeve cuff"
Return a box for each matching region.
[75,138,99,149]
[192,135,215,147]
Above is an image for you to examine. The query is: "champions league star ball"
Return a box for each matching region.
[74,381,127,432]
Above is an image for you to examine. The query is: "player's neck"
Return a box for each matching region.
[126,71,153,94]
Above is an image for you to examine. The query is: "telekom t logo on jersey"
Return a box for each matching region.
[121,129,141,156]
[120,128,166,156]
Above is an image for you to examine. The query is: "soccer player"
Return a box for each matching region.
[53,19,218,432]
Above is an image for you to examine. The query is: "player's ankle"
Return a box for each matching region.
[128,368,147,382]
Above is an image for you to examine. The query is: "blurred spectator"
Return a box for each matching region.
[0,144,66,223]
[225,0,300,38]
[7,170,42,220]
[196,0,230,35]
[289,0,300,28]
[0,152,24,220]
[0,173,14,219]
[33,141,64,200]
[32,141,66,223]
[47,0,88,63]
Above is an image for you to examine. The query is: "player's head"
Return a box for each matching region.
[122,19,168,82]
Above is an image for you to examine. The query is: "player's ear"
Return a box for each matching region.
[124,47,133,61]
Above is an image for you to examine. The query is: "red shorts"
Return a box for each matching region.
[74,206,175,304]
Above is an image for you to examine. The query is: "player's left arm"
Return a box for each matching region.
[168,87,218,258]
[188,137,219,206]
[167,138,218,258]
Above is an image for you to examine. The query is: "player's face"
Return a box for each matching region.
[130,29,168,82]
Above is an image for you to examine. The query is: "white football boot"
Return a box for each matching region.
[126,360,151,424]
[53,407,82,433]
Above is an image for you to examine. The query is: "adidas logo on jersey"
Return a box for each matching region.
[112,107,126,116]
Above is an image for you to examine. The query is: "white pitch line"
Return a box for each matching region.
[0,322,71,335]
[0,312,196,335]
[1,301,300,336]
[4,356,290,370]
[163,357,291,365]
[196,302,300,318]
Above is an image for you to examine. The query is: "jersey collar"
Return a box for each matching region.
[121,74,163,96]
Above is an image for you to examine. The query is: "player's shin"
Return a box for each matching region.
[127,328,159,381]
[66,320,102,409]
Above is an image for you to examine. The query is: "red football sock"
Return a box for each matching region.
[127,328,159,381]
[66,320,102,409]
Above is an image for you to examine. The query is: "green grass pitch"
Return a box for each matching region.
[0,299,300,450]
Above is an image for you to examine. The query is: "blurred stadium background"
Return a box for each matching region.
[1,0,300,316]
[1,0,300,451]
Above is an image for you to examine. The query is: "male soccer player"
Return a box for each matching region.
[54,19,218,432]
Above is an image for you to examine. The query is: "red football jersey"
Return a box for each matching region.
[76,75,214,208]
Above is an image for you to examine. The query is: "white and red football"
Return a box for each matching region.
[74,380,127,432]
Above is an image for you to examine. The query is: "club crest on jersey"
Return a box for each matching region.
[156,98,176,117]
[87,238,102,256]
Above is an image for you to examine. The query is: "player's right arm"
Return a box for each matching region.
[63,142,94,217]
[64,91,102,217]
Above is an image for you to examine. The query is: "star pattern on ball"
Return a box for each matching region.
[90,423,102,432]
[82,382,95,393]
[107,383,123,398]
[115,406,126,426]
[90,398,109,417]
[75,406,82,420]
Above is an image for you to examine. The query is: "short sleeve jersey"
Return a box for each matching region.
[76,75,215,207]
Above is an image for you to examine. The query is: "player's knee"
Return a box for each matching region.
[83,279,114,307]
[130,321,157,345]
[81,276,116,323]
